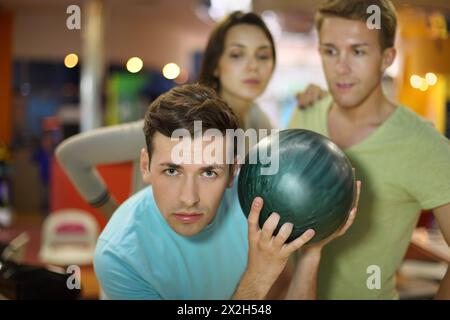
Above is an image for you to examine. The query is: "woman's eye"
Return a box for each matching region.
[257,55,271,60]
[354,49,366,56]
[229,53,242,59]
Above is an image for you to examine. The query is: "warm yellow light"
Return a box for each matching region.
[425,72,438,86]
[126,57,143,73]
[162,63,181,80]
[419,80,429,92]
[64,53,78,68]
[410,75,422,89]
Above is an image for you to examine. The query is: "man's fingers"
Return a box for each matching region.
[260,212,281,243]
[306,85,322,103]
[319,90,328,99]
[354,180,361,210]
[283,229,315,254]
[248,197,263,236]
[297,91,313,109]
[273,222,293,248]
[297,94,307,109]
[303,92,311,105]
[337,208,357,236]
[311,89,322,102]
[317,179,361,244]
[336,180,361,236]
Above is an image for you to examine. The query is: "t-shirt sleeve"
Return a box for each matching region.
[405,124,450,210]
[94,240,162,300]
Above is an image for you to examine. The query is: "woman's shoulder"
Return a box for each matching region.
[247,103,273,130]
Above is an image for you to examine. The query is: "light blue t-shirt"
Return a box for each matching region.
[93,184,248,300]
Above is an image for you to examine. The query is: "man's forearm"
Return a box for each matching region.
[232,270,278,300]
[98,196,119,219]
[265,262,295,299]
[284,249,321,300]
[435,266,450,299]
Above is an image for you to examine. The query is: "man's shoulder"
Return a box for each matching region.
[381,106,450,167]
[395,106,447,142]
[395,105,432,126]
[94,186,167,284]
[98,186,156,245]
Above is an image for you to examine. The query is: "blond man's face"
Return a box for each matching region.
[318,17,395,109]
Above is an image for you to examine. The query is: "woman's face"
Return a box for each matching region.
[215,24,274,106]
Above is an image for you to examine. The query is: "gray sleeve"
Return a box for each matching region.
[246,104,273,131]
[55,120,146,204]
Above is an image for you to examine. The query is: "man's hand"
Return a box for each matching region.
[302,180,361,254]
[285,180,361,300]
[296,84,328,109]
[233,197,315,299]
[247,197,316,280]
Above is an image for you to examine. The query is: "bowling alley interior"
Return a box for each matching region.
[0,0,450,300]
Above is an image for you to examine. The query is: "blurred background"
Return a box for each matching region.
[0,0,449,299]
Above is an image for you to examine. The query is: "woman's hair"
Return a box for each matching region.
[198,11,276,92]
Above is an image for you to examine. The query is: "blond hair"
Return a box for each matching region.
[315,0,397,50]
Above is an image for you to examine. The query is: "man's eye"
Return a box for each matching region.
[354,49,366,56]
[164,168,179,176]
[324,48,337,56]
[202,170,217,178]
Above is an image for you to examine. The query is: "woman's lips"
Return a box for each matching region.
[173,213,203,224]
[243,79,260,85]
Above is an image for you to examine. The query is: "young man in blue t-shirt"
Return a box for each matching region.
[94,84,358,300]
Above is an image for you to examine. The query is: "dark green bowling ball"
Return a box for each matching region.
[238,129,356,243]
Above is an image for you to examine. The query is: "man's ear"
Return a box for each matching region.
[140,148,152,185]
[381,47,396,72]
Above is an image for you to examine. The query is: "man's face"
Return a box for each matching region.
[318,17,395,109]
[140,132,236,237]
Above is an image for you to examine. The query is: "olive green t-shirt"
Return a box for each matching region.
[289,96,450,299]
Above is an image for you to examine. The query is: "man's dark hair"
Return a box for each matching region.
[143,84,239,161]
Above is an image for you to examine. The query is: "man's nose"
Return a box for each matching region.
[335,54,351,75]
[179,175,200,208]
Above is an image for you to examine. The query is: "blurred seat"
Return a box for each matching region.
[39,209,99,266]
